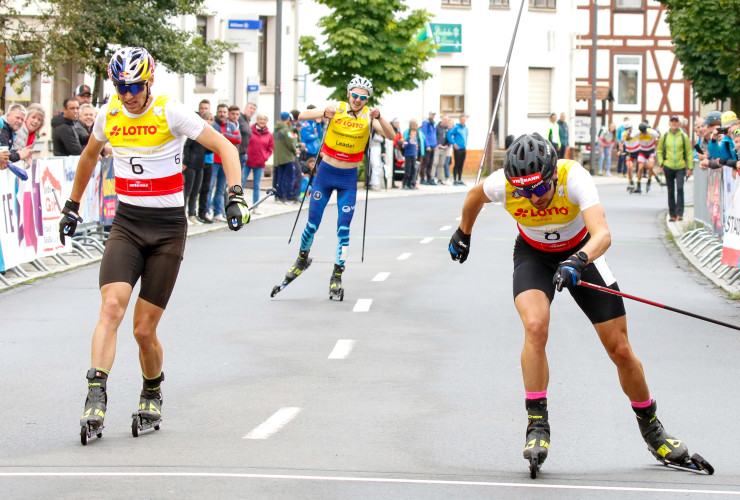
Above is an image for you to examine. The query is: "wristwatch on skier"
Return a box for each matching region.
[574,251,588,264]
[228,185,243,197]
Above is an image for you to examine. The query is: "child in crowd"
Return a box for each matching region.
[300,157,316,200]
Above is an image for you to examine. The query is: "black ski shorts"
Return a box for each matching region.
[512,235,626,324]
[99,202,187,309]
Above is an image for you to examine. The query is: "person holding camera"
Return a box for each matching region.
[657,116,692,221]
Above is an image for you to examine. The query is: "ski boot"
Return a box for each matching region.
[646,178,652,193]
[632,182,642,194]
[634,400,713,474]
[271,250,312,297]
[329,264,345,301]
[523,398,550,479]
[626,180,635,193]
[132,372,164,437]
[80,367,108,445]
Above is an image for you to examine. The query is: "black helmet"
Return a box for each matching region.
[504,133,558,187]
[638,122,648,133]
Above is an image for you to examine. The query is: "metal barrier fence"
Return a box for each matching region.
[680,160,740,290]
[0,156,114,288]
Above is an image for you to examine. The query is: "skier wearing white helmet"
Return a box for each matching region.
[272,75,395,300]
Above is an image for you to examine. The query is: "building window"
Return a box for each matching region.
[529,0,556,9]
[440,66,465,116]
[527,67,552,116]
[615,0,643,10]
[614,54,642,111]
[195,16,207,87]
[490,0,510,6]
[442,0,471,6]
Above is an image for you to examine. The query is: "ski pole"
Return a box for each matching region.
[361,124,373,263]
[475,0,526,185]
[250,188,276,211]
[288,120,330,244]
[578,280,740,332]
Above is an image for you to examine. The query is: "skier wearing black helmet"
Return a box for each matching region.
[448,132,702,477]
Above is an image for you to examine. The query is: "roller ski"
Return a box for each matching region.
[80,368,108,445]
[329,264,345,301]
[626,180,635,193]
[634,400,714,475]
[271,250,312,297]
[131,372,164,437]
[631,182,642,194]
[523,398,550,479]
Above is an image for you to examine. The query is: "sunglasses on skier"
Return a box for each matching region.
[350,92,369,102]
[515,180,553,199]
[115,82,148,96]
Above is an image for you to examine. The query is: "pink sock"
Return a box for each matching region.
[526,391,547,400]
[630,398,652,408]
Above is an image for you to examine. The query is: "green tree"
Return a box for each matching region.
[299,0,436,102]
[4,0,232,102]
[659,0,740,109]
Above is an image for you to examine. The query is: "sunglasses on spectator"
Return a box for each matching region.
[115,82,147,96]
[732,129,740,137]
[350,92,369,102]
[515,180,552,199]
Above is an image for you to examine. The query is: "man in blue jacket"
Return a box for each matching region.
[420,111,438,185]
[447,115,469,185]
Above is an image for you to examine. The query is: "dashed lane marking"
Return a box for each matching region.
[353,299,372,312]
[420,237,433,244]
[456,216,462,221]
[397,253,412,260]
[440,225,451,231]
[328,339,356,359]
[244,407,302,439]
[372,272,390,282]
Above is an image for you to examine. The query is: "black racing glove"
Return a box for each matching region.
[59,199,83,244]
[448,227,471,264]
[553,255,587,292]
[225,194,250,231]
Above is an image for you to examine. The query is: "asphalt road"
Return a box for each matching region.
[1,183,739,499]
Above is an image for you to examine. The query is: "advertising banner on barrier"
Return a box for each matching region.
[721,169,740,267]
[706,168,724,236]
[100,158,116,225]
[38,158,66,256]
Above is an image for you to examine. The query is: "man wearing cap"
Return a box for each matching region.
[657,116,692,221]
[75,84,93,106]
[420,111,438,185]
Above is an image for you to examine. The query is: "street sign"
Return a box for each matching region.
[247,84,259,92]
[430,24,462,53]
[226,18,262,53]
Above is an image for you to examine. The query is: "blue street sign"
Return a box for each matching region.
[247,85,259,92]
[228,20,262,30]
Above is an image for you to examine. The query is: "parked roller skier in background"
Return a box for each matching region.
[448,133,709,478]
[61,46,250,445]
[274,75,394,300]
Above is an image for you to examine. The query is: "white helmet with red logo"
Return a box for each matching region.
[108,47,155,85]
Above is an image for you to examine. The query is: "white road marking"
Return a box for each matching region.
[372,272,390,282]
[328,339,356,359]
[243,407,302,439]
[353,299,372,312]
[420,237,433,244]
[397,253,412,260]
[440,225,451,231]
[1,472,735,496]
[455,216,462,221]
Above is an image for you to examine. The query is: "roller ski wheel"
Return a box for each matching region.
[132,372,163,438]
[80,368,107,446]
[271,251,312,297]
[650,450,714,475]
[523,398,550,479]
[131,412,162,438]
[329,264,344,301]
[80,422,104,445]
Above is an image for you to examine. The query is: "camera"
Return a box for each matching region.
[716,127,729,135]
